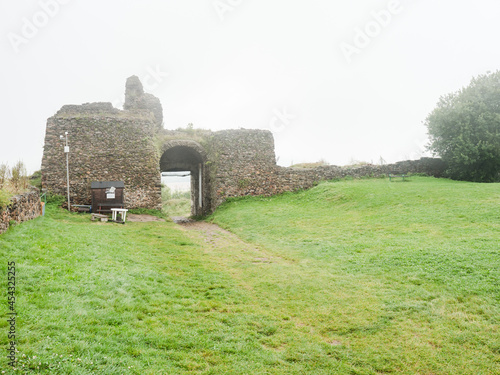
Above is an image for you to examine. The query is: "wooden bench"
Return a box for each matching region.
[73,204,92,213]
[388,172,407,181]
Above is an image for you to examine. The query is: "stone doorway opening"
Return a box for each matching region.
[159,141,210,217]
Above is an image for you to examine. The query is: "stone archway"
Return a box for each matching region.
[160,140,210,216]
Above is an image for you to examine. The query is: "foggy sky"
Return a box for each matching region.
[1,0,499,174]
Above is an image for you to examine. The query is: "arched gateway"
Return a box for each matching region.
[160,140,210,216]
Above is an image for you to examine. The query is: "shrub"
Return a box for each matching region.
[0,163,9,189]
[425,71,500,182]
[162,184,190,201]
[30,170,42,190]
[45,193,66,206]
[10,161,29,191]
[0,189,11,212]
[161,184,191,217]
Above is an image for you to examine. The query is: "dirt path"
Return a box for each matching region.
[127,214,165,222]
[179,220,243,247]
[177,219,274,264]
[128,215,278,265]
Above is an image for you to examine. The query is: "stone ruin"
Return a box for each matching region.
[41,77,446,216]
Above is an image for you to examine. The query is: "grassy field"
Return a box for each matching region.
[0,177,499,374]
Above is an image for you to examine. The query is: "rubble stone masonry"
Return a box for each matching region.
[0,189,41,235]
[41,103,162,209]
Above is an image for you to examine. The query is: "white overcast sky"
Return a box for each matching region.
[1,0,499,173]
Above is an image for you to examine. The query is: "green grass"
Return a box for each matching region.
[127,208,167,219]
[208,177,500,374]
[162,198,191,217]
[0,177,499,374]
[1,205,302,374]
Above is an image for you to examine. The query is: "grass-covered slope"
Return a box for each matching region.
[209,177,500,374]
[0,177,498,374]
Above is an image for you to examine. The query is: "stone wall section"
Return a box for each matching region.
[204,127,446,205]
[0,190,41,235]
[268,157,447,194]
[41,103,162,209]
[205,129,278,208]
[124,76,163,128]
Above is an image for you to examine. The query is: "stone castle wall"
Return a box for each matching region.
[41,102,162,209]
[204,129,446,202]
[0,189,41,235]
[41,77,447,215]
[180,129,446,209]
[205,129,278,209]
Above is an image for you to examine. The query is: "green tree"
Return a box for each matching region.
[425,71,500,182]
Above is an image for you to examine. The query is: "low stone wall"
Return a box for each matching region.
[214,157,447,202]
[0,190,41,235]
[284,157,448,188]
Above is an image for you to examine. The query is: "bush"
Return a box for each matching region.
[161,184,191,217]
[162,185,190,201]
[0,189,11,212]
[425,71,500,182]
[45,193,66,206]
[10,161,29,191]
[30,170,42,190]
[0,163,9,190]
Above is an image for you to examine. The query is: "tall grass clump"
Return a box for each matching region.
[10,160,29,192]
[0,188,10,211]
[0,163,10,189]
